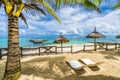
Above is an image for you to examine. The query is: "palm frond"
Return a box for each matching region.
[60,0,101,12]
[24,3,46,16]
[23,0,102,23]
[90,0,101,6]
[47,0,100,8]
[3,0,13,14]
[56,0,62,8]
[40,0,61,23]
[113,1,120,9]
[44,0,101,12]
[25,0,61,23]
[19,13,28,27]
[83,0,101,12]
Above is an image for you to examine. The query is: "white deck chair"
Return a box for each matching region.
[67,60,85,70]
[80,58,104,67]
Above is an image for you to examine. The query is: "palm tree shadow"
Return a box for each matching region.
[22,56,120,80]
[22,56,86,79]
[60,75,120,80]
[99,51,120,60]
[104,55,119,60]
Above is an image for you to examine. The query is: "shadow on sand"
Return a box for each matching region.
[99,51,120,60]
[21,56,86,79]
[60,75,120,80]
[21,56,120,80]
[22,56,71,79]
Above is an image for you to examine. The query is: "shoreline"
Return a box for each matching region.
[1,42,119,57]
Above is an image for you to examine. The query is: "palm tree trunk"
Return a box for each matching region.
[3,15,21,80]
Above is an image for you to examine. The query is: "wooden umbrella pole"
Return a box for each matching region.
[94,38,96,51]
[61,41,63,53]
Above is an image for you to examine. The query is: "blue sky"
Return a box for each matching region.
[0,0,120,36]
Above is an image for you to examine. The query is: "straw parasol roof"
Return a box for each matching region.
[86,27,105,38]
[54,33,69,43]
[86,27,105,51]
[116,34,120,38]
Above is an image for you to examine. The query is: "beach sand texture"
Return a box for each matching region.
[0,49,120,80]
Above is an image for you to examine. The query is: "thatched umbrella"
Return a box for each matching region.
[116,34,120,38]
[54,33,69,52]
[86,27,105,51]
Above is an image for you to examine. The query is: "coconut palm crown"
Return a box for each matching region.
[0,0,101,80]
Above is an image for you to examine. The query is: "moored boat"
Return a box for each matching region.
[29,40,47,44]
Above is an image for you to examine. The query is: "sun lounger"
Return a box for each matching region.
[66,60,85,70]
[80,58,104,67]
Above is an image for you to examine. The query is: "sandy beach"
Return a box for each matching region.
[0,45,120,80]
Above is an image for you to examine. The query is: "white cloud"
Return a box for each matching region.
[59,7,78,18]
[1,6,120,36]
[58,7,120,35]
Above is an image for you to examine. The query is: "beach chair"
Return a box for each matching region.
[80,58,104,67]
[66,60,85,70]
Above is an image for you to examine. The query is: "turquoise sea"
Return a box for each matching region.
[0,35,120,48]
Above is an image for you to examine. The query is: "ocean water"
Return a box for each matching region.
[0,35,120,48]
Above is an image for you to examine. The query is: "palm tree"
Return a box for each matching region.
[0,0,101,80]
[0,1,60,80]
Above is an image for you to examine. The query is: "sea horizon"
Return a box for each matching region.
[1,35,120,48]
